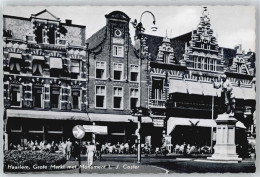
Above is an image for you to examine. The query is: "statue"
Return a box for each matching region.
[212,74,235,116]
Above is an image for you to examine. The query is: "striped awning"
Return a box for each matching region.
[169,79,188,94]
[201,82,218,96]
[241,87,256,100]
[6,109,153,123]
[233,87,244,99]
[186,81,203,95]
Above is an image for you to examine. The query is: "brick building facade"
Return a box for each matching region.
[3,10,88,149]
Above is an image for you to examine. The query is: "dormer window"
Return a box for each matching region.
[163,52,170,63]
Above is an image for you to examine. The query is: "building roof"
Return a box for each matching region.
[143,32,192,62]
[86,26,107,50]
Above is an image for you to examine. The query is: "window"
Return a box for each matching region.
[10,85,21,107]
[130,88,139,109]
[152,78,163,100]
[96,86,106,108]
[32,60,43,76]
[209,59,214,71]
[71,90,80,110]
[35,26,43,43]
[50,87,60,109]
[203,58,207,70]
[48,27,56,44]
[9,58,21,74]
[114,63,123,80]
[113,45,124,57]
[130,65,139,82]
[113,87,123,109]
[71,59,80,79]
[33,86,43,108]
[96,61,106,79]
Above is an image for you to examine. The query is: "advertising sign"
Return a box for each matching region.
[83,125,108,134]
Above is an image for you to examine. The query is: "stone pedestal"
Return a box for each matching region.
[207,114,242,162]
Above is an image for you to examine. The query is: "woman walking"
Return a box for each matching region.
[87,142,96,166]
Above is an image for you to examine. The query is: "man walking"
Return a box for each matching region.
[66,138,72,160]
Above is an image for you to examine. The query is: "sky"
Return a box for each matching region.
[3,6,256,52]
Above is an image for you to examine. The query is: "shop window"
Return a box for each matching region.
[114,63,123,81]
[113,45,124,57]
[10,85,21,107]
[130,65,139,82]
[9,58,21,74]
[96,86,106,108]
[72,90,80,110]
[33,86,43,108]
[152,78,163,100]
[113,87,123,109]
[130,88,139,109]
[96,61,106,79]
[50,87,60,109]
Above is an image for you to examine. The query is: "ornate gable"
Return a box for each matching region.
[156,37,175,64]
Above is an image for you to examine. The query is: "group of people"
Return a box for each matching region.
[8,139,76,160]
[174,143,212,155]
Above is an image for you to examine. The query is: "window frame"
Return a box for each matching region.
[95,85,106,109]
[129,87,139,110]
[95,61,106,80]
[130,64,139,82]
[32,86,43,108]
[113,86,123,110]
[113,45,124,57]
[50,86,61,109]
[113,63,124,81]
[10,84,22,108]
[71,89,81,110]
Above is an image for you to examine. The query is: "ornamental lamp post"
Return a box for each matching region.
[131,11,157,164]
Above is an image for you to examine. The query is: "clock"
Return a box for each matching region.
[115,29,122,37]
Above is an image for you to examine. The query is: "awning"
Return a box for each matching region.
[88,113,152,123]
[167,117,246,135]
[50,57,63,69]
[201,82,219,96]
[233,87,244,99]
[6,109,152,123]
[241,87,256,100]
[169,79,188,94]
[9,53,22,59]
[32,55,45,60]
[187,81,203,95]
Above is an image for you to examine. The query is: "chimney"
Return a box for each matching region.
[66,19,72,25]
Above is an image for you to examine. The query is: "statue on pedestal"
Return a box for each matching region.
[212,74,235,116]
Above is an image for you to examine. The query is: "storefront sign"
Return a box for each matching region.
[153,119,164,127]
[83,125,108,134]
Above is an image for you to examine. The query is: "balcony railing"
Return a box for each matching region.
[149,99,166,109]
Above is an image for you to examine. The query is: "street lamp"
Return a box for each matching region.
[131,11,157,164]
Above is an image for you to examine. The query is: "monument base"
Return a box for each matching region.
[207,114,242,163]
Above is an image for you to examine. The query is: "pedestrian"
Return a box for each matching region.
[66,138,72,160]
[96,142,101,160]
[87,142,96,166]
[73,141,80,161]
